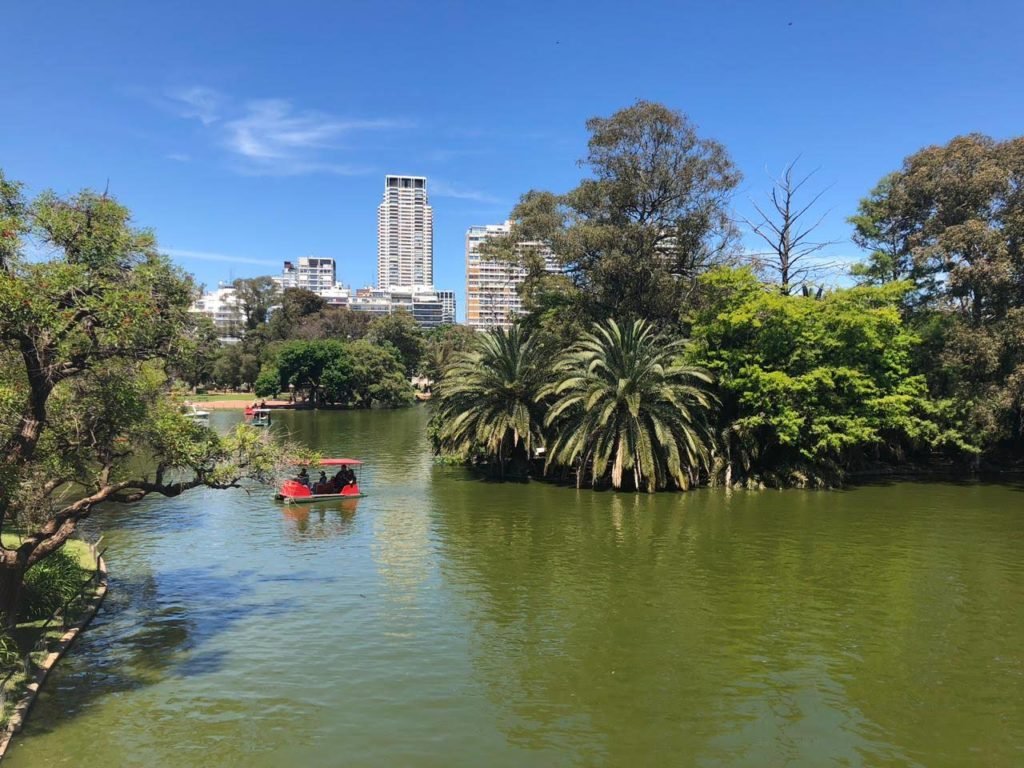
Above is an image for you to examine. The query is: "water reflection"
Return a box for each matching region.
[431,478,1024,766]
[279,500,359,539]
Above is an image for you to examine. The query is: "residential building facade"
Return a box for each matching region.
[348,285,455,327]
[465,222,559,330]
[189,285,244,338]
[377,175,433,289]
[274,256,337,294]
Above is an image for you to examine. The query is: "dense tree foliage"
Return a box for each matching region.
[0,172,288,621]
[266,287,327,339]
[692,268,968,487]
[211,345,260,390]
[167,314,220,390]
[257,339,413,408]
[287,306,374,342]
[366,311,425,377]
[850,134,1024,458]
[231,276,279,330]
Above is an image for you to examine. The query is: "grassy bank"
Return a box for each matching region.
[0,537,100,726]
[188,392,257,402]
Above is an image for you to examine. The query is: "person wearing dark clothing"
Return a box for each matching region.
[332,470,346,491]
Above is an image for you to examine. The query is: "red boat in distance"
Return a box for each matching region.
[276,458,365,503]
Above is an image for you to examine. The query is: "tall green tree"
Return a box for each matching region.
[482,101,741,329]
[274,340,349,406]
[267,287,326,339]
[267,338,413,407]
[340,340,416,408]
[0,173,287,623]
[231,276,279,330]
[366,311,425,377]
[168,314,220,390]
[850,134,1024,453]
[289,306,374,342]
[432,325,548,477]
[543,319,717,491]
[211,345,260,390]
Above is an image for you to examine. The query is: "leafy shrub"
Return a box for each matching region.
[20,549,88,621]
[0,631,20,668]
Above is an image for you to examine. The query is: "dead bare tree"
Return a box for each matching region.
[743,159,840,294]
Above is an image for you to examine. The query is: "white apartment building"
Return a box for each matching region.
[348,285,455,328]
[465,222,559,330]
[189,285,244,338]
[377,175,433,289]
[274,256,337,294]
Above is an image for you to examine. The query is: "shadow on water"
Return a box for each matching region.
[21,563,301,736]
[841,469,1024,492]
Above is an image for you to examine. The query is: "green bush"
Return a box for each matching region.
[0,631,20,668]
[20,549,88,621]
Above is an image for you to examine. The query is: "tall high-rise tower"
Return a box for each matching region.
[377,175,433,288]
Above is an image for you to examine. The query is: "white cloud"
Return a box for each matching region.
[160,88,402,176]
[430,179,500,204]
[225,100,396,160]
[166,152,191,163]
[166,86,222,125]
[162,248,280,267]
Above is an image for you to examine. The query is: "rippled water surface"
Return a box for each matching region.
[6,408,1023,767]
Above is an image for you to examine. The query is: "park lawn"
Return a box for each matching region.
[0,535,95,571]
[188,393,255,402]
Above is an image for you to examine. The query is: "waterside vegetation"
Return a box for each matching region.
[430,103,1024,490]
[0,173,293,625]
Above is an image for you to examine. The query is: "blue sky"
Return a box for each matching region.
[3,0,1022,320]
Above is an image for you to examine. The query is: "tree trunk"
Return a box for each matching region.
[0,559,28,630]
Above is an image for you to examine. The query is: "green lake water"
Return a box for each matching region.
[5,407,1023,767]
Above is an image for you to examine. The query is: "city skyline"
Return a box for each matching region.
[5,1,1023,323]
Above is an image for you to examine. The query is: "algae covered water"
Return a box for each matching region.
[5,407,1023,767]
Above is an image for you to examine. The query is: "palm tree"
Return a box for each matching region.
[432,324,548,478]
[542,319,717,491]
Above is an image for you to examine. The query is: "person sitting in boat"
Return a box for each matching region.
[343,467,357,487]
[296,468,310,487]
[316,470,328,493]
[331,469,346,491]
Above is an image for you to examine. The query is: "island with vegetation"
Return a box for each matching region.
[430,102,1023,491]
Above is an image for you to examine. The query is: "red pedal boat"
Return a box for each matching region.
[276,458,365,503]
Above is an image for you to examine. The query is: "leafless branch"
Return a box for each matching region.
[740,158,842,293]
